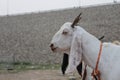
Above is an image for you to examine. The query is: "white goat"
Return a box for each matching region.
[50,13,93,80]
[50,13,120,80]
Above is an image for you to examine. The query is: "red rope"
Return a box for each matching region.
[92,42,103,80]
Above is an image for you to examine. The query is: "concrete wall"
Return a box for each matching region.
[0,4,120,64]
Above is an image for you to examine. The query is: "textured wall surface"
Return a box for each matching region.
[0,4,120,64]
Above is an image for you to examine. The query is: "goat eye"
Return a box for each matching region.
[62,31,68,35]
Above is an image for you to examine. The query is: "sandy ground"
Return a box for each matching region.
[0,70,81,80]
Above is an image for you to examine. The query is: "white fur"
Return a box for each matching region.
[81,62,94,80]
[50,22,73,53]
[50,22,93,80]
[112,40,120,45]
[50,22,120,80]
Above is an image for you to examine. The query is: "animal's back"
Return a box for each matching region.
[102,42,120,62]
[100,42,120,80]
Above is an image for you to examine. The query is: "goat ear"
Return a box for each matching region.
[65,34,82,74]
[71,13,82,28]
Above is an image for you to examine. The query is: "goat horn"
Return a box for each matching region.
[71,13,82,28]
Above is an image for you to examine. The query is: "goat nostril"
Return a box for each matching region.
[50,43,54,48]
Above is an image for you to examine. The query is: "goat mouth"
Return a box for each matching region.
[51,47,57,52]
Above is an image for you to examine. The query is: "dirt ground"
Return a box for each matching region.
[0,70,81,80]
